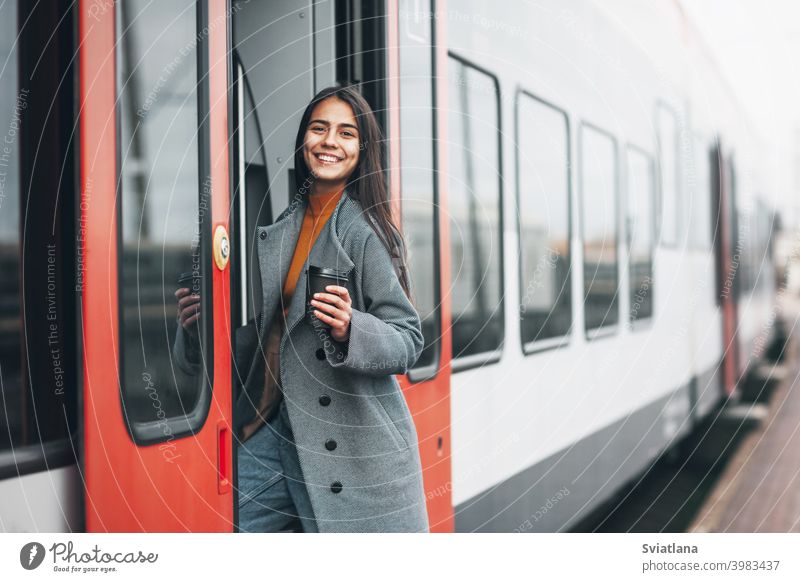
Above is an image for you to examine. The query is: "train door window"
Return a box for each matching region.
[117,0,213,443]
[516,91,572,350]
[580,124,619,336]
[447,55,504,367]
[655,104,680,247]
[689,136,712,250]
[399,0,439,378]
[625,146,655,324]
[1,1,77,476]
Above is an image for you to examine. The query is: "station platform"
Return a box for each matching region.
[690,297,800,532]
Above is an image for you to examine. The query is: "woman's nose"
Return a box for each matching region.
[322,128,338,147]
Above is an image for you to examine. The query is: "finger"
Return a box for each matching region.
[313,309,332,323]
[312,300,351,323]
[315,310,348,331]
[180,304,200,325]
[178,301,198,315]
[175,287,190,299]
[311,299,343,318]
[186,312,200,326]
[325,285,350,300]
[313,292,349,307]
[314,307,349,330]
[312,293,339,306]
[178,295,201,309]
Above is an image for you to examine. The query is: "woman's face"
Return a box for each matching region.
[302,97,360,189]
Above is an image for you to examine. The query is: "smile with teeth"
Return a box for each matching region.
[315,152,343,165]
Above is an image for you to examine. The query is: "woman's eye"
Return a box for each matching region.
[342,131,354,138]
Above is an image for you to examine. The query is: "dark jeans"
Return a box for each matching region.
[237,400,318,532]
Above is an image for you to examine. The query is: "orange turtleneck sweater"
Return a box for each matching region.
[279,188,344,319]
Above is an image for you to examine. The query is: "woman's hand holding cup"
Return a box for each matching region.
[310,285,352,343]
[175,287,201,338]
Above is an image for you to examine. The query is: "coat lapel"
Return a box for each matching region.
[255,191,357,342]
[255,197,306,332]
[235,206,306,429]
[236,190,359,433]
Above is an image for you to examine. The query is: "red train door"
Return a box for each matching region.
[79,0,233,531]
[711,141,738,396]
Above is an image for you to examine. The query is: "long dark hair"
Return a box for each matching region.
[294,85,414,303]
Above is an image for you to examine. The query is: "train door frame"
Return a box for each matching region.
[227,0,455,532]
[710,139,739,397]
[393,0,454,532]
[726,153,744,384]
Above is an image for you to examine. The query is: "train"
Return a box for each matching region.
[0,0,778,532]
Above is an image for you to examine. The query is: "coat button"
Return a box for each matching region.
[259,230,266,240]
[325,439,337,451]
[319,394,331,406]
[330,481,343,494]
[315,348,325,360]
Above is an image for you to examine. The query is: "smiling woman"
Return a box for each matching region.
[225,85,427,532]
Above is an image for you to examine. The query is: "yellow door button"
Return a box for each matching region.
[213,225,230,271]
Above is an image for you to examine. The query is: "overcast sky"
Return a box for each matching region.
[678,0,800,226]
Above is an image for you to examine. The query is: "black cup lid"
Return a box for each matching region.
[308,265,349,278]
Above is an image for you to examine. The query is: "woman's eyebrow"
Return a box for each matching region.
[308,118,359,131]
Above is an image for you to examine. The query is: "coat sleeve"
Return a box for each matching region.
[325,230,424,377]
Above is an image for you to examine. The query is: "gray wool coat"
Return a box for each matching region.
[174,190,428,532]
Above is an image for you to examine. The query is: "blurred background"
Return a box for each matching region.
[0,0,799,533]
[680,0,800,228]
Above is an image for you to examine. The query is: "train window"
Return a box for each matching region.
[689,136,712,250]
[117,0,213,443]
[625,146,655,324]
[1,1,78,473]
[516,92,572,349]
[447,56,504,365]
[580,124,619,335]
[656,104,680,247]
[399,0,440,377]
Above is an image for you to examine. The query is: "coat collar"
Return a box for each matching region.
[255,188,360,336]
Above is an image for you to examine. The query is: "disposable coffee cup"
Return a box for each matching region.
[306,265,350,328]
[177,271,201,294]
